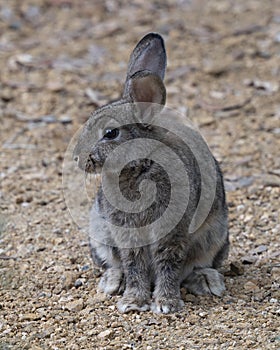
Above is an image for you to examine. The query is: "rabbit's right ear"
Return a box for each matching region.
[123,33,166,96]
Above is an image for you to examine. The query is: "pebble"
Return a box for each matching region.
[274,32,280,43]
[0,89,13,101]
[111,321,122,328]
[40,115,57,123]
[74,279,83,288]
[88,292,107,304]
[58,115,72,124]
[270,266,280,279]
[229,261,245,276]
[184,293,197,303]
[244,214,254,223]
[147,318,160,325]
[81,265,90,272]
[250,245,267,255]
[85,88,102,106]
[97,329,112,339]
[86,329,98,336]
[19,313,40,321]
[62,271,76,290]
[243,281,260,292]
[242,255,258,264]
[273,15,280,23]
[209,90,225,99]
[15,53,33,65]
[244,79,279,93]
[236,204,245,211]
[21,202,30,207]
[53,228,62,235]
[65,299,84,312]
[47,81,64,92]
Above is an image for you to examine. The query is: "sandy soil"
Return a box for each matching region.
[0,0,279,349]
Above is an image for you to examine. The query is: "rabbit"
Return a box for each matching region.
[73,33,229,314]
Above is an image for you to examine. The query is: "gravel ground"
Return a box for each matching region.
[0,0,279,349]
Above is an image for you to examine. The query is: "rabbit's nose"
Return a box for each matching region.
[73,155,79,162]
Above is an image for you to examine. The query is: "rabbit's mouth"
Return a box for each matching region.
[85,155,102,174]
[73,152,102,174]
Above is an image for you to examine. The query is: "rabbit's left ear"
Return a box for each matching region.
[126,33,166,81]
[126,70,166,105]
[123,33,167,100]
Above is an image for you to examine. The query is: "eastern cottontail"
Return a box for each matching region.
[74,33,229,313]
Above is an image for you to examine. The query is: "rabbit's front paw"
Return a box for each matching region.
[183,267,225,297]
[151,297,184,314]
[98,268,124,295]
[117,295,150,313]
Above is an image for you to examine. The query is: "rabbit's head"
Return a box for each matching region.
[73,33,167,174]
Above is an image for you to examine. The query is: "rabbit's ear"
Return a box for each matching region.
[125,33,166,83]
[127,70,166,105]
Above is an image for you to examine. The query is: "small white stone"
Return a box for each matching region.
[97,329,112,339]
[237,204,245,211]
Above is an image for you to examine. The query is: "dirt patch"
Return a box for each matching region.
[0,0,279,349]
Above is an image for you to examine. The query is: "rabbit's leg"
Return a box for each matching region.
[117,248,151,313]
[89,206,124,295]
[181,209,228,297]
[89,240,124,295]
[182,267,225,297]
[151,242,185,314]
[98,266,124,295]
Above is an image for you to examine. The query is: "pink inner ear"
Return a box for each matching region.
[131,75,166,105]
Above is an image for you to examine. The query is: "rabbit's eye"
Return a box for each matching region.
[103,128,120,140]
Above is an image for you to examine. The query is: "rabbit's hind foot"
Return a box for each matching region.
[182,267,225,297]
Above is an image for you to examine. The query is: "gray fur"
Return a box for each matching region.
[74,33,229,314]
